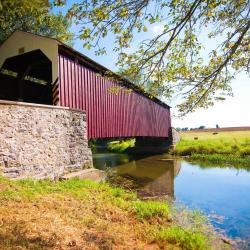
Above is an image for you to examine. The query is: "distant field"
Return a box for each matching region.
[180,130,250,141]
[172,129,250,165]
[181,126,250,133]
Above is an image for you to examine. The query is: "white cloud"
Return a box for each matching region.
[152,25,165,34]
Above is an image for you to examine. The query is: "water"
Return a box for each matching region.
[93,153,250,247]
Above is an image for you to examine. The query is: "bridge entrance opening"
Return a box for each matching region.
[0,49,52,105]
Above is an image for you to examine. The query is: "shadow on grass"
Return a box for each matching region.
[0,224,56,250]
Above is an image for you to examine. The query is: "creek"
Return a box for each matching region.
[93,153,250,248]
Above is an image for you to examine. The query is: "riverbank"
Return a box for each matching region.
[172,130,250,166]
[0,177,229,249]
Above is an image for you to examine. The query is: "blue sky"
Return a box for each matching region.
[56,3,250,128]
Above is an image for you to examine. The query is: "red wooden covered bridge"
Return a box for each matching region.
[0,31,172,149]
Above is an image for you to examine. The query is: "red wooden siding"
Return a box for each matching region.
[58,53,171,139]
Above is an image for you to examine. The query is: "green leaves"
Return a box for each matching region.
[67,0,249,115]
[0,0,73,45]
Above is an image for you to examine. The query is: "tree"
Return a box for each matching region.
[0,0,73,44]
[198,125,206,129]
[62,0,250,115]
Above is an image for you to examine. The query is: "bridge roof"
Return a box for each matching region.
[2,30,171,109]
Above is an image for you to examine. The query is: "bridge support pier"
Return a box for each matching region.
[128,128,180,155]
[128,137,172,155]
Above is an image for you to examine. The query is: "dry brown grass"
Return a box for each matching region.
[0,178,229,250]
[0,195,161,250]
[0,176,169,250]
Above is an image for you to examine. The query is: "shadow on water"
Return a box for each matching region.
[93,153,250,249]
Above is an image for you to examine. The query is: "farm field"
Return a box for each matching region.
[172,129,250,166]
[181,129,250,140]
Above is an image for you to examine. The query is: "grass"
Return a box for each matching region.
[190,153,250,168]
[172,130,250,166]
[133,200,170,220]
[154,227,208,250]
[0,177,227,249]
[107,138,135,153]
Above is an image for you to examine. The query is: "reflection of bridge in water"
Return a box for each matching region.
[114,156,181,200]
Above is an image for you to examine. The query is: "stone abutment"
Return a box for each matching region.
[0,100,92,180]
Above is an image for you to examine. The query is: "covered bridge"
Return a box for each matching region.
[0,31,171,143]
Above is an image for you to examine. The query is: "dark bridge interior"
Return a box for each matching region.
[0,49,52,105]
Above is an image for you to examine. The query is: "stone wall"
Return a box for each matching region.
[0,100,92,180]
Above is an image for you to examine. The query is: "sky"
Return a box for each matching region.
[55,3,250,129]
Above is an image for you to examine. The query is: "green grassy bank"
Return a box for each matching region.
[107,138,135,153]
[0,177,228,250]
[172,130,250,166]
